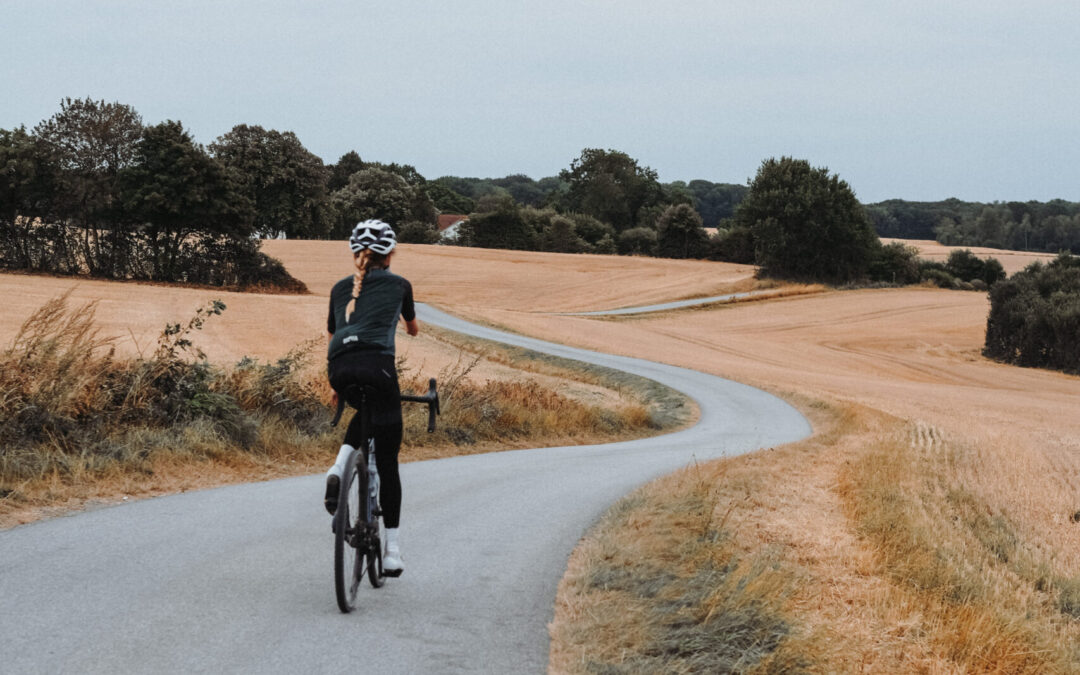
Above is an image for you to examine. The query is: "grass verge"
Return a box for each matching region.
[550,395,1080,673]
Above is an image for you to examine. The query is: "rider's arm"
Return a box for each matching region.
[401,278,418,336]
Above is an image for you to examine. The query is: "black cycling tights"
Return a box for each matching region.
[344,420,403,529]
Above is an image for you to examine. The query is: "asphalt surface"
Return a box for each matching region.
[558,290,760,315]
[0,303,810,674]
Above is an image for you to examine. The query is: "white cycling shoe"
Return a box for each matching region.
[383,530,404,576]
[324,445,354,515]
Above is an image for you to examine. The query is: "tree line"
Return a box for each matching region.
[0,99,310,290]
[867,198,1080,253]
[0,102,1005,290]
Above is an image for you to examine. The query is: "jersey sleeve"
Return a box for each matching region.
[401,279,416,321]
[327,294,336,334]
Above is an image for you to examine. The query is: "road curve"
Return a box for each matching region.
[0,304,810,674]
[557,290,761,315]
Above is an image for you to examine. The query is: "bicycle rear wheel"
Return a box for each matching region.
[333,452,363,613]
[367,492,385,588]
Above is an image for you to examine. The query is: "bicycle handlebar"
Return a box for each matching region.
[331,378,441,433]
[401,378,441,433]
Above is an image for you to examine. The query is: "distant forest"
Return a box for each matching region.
[866,199,1080,254]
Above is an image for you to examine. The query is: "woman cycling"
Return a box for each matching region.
[324,219,418,575]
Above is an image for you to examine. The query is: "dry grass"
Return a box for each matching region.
[550,463,808,674]
[552,393,1080,673]
[0,293,667,528]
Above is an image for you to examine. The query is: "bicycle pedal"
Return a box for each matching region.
[383,569,403,578]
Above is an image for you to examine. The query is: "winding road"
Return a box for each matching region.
[0,304,810,674]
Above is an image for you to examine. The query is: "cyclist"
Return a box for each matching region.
[324,219,418,575]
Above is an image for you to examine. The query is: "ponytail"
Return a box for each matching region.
[344,249,389,321]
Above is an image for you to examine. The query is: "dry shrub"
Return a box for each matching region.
[2,294,667,522]
[0,293,330,495]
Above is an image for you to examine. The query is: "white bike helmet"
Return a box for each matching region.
[349,219,397,255]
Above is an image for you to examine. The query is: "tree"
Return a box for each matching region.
[867,241,921,285]
[120,121,250,279]
[566,213,615,248]
[0,126,61,271]
[328,150,364,192]
[459,195,538,250]
[331,167,436,235]
[686,180,748,228]
[492,174,547,207]
[734,157,878,283]
[210,125,331,238]
[557,148,663,232]
[944,249,1006,286]
[656,204,709,259]
[617,227,658,256]
[424,181,475,214]
[33,98,144,274]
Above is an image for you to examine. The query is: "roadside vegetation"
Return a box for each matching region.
[0,294,674,527]
[551,396,1080,673]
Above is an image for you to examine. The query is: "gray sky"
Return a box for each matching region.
[4,0,1078,203]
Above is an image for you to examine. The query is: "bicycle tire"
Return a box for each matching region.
[367,487,385,588]
[333,452,363,613]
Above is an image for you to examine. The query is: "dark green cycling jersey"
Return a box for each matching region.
[327,268,415,360]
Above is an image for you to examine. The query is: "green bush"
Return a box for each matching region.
[984,254,1080,373]
[868,242,921,285]
[920,266,961,289]
[710,225,756,264]
[617,227,658,256]
[396,220,441,244]
[945,249,1006,286]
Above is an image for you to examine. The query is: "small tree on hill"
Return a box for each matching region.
[656,204,709,259]
[735,157,878,283]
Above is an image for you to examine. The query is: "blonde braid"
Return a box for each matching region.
[345,249,371,322]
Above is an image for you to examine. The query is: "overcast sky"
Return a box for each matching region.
[4,1,1078,203]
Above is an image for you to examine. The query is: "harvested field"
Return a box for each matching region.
[881,237,1056,275]
[262,240,758,312]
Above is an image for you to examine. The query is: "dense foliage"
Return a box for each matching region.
[735,157,879,283]
[868,199,1080,253]
[984,254,1080,373]
[0,99,305,292]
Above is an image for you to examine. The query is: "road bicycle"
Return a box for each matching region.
[330,378,440,613]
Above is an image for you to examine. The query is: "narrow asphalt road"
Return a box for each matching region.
[0,304,810,674]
